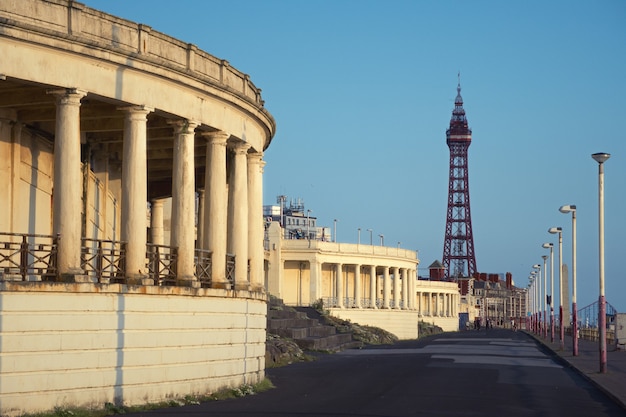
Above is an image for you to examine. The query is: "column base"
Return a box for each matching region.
[234,282,251,291]
[177,279,201,288]
[56,272,90,283]
[250,284,266,293]
[127,277,154,286]
[211,280,232,290]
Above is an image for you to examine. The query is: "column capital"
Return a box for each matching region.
[247,151,264,163]
[118,105,153,119]
[47,88,87,105]
[231,141,252,155]
[168,119,199,134]
[201,130,230,144]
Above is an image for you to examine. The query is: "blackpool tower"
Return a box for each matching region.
[442,78,477,280]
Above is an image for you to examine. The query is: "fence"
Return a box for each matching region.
[0,232,232,286]
[0,232,58,281]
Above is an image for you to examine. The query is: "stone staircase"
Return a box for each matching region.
[267,298,361,352]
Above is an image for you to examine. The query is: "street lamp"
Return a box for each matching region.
[367,229,373,246]
[542,242,554,343]
[592,152,610,373]
[530,272,537,333]
[358,228,361,246]
[528,276,535,332]
[379,234,384,246]
[560,204,578,356]
[542,255,548,338]
[549,227,564,350]
[333,219,338,243]
[533,264,541,334]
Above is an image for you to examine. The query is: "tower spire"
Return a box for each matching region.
[442,79,477,280]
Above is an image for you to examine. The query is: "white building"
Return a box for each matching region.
[263,198,461,339]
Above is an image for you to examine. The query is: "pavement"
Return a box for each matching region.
[527,330,626,411]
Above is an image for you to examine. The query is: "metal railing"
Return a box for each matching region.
[0,232,58,281]
[81,238,126,283]
[226,253,235,284]
[146,243,177,285]
[195,248,212,287]
[0,232,237,288]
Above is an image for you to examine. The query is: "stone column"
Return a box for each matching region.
[406,269,413,310]
[370,265,377,309]
[229,141,251,290]
[48,88,87,280]
[410,269,416,310]
[201,131,229,288]
[120,105,152,284]
[247,151,265,291]
[416,291,422,315]
[0,119,15,232]
[383,266,390,309]
[437,293,442,316]
[310,259,321,302]
[370,265,378,308]
[336,263,344,308]
[354,264,362,308]
[392,267,400,309]
[170,120,198,285]
[401,268,408,309]
[150,199,164,245]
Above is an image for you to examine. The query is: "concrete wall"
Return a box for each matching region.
[418,316,459,333]
[329,308,419,340]
[0,282,267,416]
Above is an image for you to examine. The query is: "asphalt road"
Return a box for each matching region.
[125,328,625,417]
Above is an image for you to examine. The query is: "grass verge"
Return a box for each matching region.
[20,378,275,417]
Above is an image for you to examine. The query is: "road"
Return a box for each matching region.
[125,328,625,416]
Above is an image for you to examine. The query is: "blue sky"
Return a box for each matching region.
[83,1,625,312]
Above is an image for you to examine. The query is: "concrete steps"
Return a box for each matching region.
[267,299,361,352]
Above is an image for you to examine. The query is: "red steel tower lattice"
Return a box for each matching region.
[442,80,477,280]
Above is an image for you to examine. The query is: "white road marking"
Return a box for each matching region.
[340,337,560,370]
[430,354,562,368]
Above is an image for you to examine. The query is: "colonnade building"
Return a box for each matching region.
[0,1,273,414]
[265,221,461,339]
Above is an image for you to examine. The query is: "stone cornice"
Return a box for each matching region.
[0,0,276,141]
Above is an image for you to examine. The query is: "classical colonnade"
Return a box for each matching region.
[49,89,265,290]
[320,263,418,310]
[321,262,459,318]
[415,287,459,318]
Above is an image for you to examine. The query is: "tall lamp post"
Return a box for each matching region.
[542,242,554,343]
[592,152,610,373]
[549,227,564,350]
[542,255,548,339]
[367,229,373,246]
[357,228,361,246]
[379,234,384,246]
[526,282,531,332]
[560,204,578,356]
[528,276,535,332]
[333,219,338,243]
[533,264,541,334]
[530,272,538,333]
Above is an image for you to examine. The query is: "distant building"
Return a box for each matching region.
[264,196,461,338]
[264,196,330,241]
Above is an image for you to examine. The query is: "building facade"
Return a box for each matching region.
[265,222,461,339]
[0,1,274,414]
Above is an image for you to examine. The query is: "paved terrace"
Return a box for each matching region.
[529,332,626,410]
